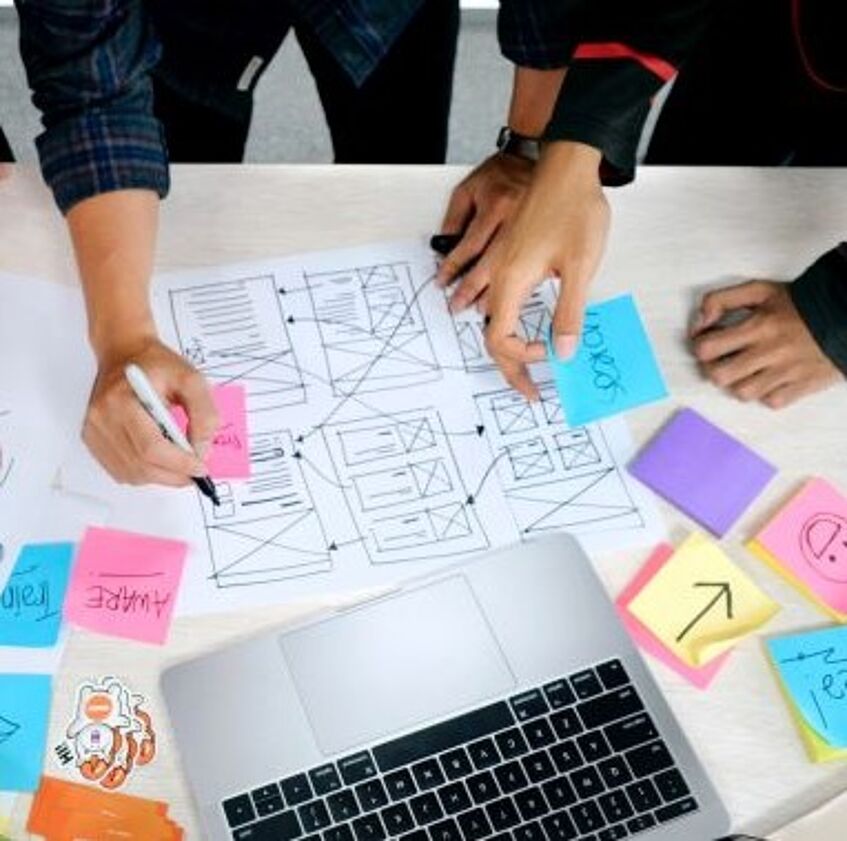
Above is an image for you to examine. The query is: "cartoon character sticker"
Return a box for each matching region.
[56,677,156,789]
[801,513,847,583]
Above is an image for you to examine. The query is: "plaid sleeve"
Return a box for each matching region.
[16,0,169,214]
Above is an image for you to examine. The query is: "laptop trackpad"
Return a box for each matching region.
[279,576,516,756]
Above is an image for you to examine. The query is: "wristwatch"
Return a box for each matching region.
[496,126,541,162]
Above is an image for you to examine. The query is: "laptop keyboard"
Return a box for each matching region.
[223,659,699,841]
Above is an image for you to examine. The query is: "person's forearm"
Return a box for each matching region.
[507,66,567,137]
[67,190,159,362]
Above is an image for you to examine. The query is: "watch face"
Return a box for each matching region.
[496,126,511,150]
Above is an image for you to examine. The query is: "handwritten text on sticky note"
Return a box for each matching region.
[548,294,667,426]
[628,532,779,667]
[0,673,52,791]
[172,384,249,480]
[63,528,187,645]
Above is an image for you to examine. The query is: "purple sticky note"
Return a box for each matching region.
[628,408,776,536]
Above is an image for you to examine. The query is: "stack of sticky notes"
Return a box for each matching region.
[766,626,847,762]
[618,532,780,687]
[629,408,776,536]
[28,776,183,840]
[748,478,847,622]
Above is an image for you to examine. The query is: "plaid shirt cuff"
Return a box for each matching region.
[37,112,170,215]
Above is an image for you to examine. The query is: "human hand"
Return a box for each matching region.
[83,336,219,486]
[0,164,11,181]
[476,142,608,399]
[691,280,843,408]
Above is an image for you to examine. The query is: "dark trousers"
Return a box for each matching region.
[0,126,12,162]
[150,0,459,164]
[646,0,847,166]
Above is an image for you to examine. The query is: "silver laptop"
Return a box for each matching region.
[162,536,730,841]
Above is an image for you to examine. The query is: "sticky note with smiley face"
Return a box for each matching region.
[748,478,847,622]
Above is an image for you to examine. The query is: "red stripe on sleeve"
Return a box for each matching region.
[573,42,677,82]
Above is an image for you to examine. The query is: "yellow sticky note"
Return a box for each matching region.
[628,532,780,667]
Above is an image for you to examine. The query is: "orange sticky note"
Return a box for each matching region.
[63,527,187,645]
[172,384,250,479]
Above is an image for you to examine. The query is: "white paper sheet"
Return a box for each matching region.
[60,240,664,616]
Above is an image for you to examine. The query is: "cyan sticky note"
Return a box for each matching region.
[0,544,75,647]
[548,294,668,425]
[767,626,847,750]
[0,673,52,791]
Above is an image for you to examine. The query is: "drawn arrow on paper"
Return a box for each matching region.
[0,714,21,745]
[293,451,351,490]
[675,582,734,644]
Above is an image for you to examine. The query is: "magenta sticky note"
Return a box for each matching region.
[63,527,187,645]
[616,543,730,689]
[172,384,250,479]
[628,408,776,536]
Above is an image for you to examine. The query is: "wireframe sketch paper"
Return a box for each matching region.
[548,293,668,426]
[748,478,847,622]
[58,240,665,616]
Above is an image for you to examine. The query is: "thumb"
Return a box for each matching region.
[173,373,219,457]
[551,275,589,361]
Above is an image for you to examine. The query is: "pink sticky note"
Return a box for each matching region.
[750,478,847,618]
[63,527,187,645]
[172,384,250,479]
[616,543,730,689]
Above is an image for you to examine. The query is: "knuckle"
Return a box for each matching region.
[764,392,785,410]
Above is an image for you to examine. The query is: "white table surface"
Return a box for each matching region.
[1,164,847,839]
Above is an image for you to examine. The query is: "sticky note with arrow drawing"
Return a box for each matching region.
[628,532,780,668]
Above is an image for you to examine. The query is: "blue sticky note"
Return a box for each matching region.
[548,294,668,425]
[0,543,75,647]
[767,626,847,748]
[0,673,52,791]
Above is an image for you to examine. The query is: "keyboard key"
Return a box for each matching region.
[522,718,555,750]
[513,821,544,841]
[485,797,520,831]
[311,765,343,796]
[410,792,445,826]
[577,688,644,731]
[224,794,256,828]
[598,792,634,823]
[256,794,286,816]
[543,679,576,710]
[569,670,603,699]
[625,780,660,813]
[550,709,582,740]
[542,811,578,841]
[302,834,320,841]
[457,807,493,841]
[352,813,386,841]
[324,826,355,841]
[438,782,472,815]
[569,801,606,834]
[625,741,674,779]
[489,835,511,841]
[541,777,577,810]
[522,751,555,783]
[570,767,604,799]
[253,784,281,803]
[375,703,514,773]
[549,740,583,774]
[299,800,331,832]
[577,731,611,762]
[414,759,446,791]
[382,802,416,835]
[604,714,657,753]
[598,757,633,789]
[598,826,627,841]
[339,753,378,786]
[626,814,656,834]
[385,768,417,801]
[328,790,360,823]
[493,761,528,794]
[510,690,549,721]
[495,728,529,760]
[232,810,302,841]
[468,738,501,770]
[430,817,463,841]
[514,788,549,821]
[655,797,699,823]
[401,832,429,841]
[653,769,690,803]
[441,748,473,780]
[282,774,314,806]
[467,771,500,804]
[356,779,389,812]
[596,661,629,691]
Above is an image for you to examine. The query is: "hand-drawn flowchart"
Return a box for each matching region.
[57,240,663,615]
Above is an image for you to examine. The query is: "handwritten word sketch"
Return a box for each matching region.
[60,241,662,616]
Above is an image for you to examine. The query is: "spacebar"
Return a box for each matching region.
[373,701,514,772]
